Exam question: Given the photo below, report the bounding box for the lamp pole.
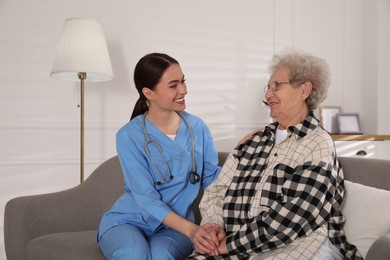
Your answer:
[78,72,86,183]
[51,18,113,183]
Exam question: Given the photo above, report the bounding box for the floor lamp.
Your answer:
[50,18,114,183]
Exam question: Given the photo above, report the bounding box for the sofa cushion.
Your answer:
[26,230,105,260]
[342,180,390,258]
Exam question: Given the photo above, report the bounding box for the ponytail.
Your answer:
[130,97,149,120]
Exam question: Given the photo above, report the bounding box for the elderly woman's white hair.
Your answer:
[269,49,331,111]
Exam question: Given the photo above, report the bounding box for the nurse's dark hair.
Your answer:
[130,53,179,120]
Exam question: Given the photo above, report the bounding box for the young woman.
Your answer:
[97,53,222,259]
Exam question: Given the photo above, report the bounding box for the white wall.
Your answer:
[377,0,390,134]
[0,0,388,258]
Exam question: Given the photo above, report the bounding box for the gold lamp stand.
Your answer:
[78,72,86,183]
[50,18,114,184]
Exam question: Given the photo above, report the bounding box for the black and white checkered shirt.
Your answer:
[190,113,362,260]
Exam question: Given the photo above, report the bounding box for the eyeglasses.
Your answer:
[264,81,291,93]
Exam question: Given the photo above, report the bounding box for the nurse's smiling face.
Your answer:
[143,63,187,113]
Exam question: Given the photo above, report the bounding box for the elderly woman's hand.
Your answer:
[216,236,228,255]
[196,224,228,256]
[191,223,225,256]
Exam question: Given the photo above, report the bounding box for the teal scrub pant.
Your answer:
[99,224,193,260]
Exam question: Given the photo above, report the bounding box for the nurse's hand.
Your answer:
[162,212,225,255]
[191,223,223,255]
[238,128,263,145]
[202,224,225,245]
[204,224,227,256]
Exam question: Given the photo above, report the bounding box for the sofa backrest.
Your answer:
[82,156,125,224]
[339,156,390,191]
[86,153,390,225]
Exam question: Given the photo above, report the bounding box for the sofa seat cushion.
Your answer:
[26,230,105,260]
[342,180,390,258]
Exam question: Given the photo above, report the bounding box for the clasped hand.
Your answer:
[191,223,228,256]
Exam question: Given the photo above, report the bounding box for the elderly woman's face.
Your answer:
[265,66,310,127]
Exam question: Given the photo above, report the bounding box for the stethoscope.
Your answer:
[142,111,200,185]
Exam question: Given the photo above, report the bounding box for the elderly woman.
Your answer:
[189,50,362,259]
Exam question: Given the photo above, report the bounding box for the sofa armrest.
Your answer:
[4,156,124,260]
[4,184,100,260]
[365,232,390,260]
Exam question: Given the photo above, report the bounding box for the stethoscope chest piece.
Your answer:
[156,175,173,186]
[189,171,200,184]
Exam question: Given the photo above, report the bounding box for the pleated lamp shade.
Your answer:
[50,18,114,82]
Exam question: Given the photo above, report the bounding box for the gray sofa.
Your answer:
[4,152,390,260]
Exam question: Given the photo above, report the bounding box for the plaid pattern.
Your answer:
[188,113,362,260]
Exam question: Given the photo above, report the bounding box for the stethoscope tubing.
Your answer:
[142,111,197,185]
